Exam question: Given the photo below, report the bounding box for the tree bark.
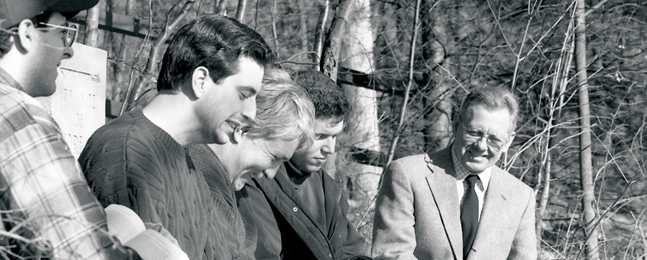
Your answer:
[216,0,228,15]
[421,0,452,153]
[235,0,247,22]
[339,0,382,202]
[312,0,330,70]
[84,4,100,47]
[574,0,600,259]
[320,0,354,80]
[319,0,354,177]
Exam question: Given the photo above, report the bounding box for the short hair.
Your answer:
[157,15,273,91]
[243,68,315,153]
[457,86,519,131]
[294,71,351,122]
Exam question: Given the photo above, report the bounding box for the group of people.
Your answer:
[0,0,538,259]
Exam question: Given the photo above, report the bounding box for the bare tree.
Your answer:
[121,0,195,114]
[574,0,599,258]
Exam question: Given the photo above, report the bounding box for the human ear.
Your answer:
[15,19,37,53]
[191,66,210,99]
[501,131,516,152]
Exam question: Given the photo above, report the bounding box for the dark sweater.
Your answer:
[187,144,256,260]
[79,109,215,260]
[240,163,371,260]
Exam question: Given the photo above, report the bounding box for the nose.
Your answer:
[263,166,280,179]
[62,45,74,60]
[321,137,336,155]
[241,97,257,122]
[475,136,488,150]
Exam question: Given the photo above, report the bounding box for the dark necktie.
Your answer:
[461,174,480,259]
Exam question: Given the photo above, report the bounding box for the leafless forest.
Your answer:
[78,0,647,259]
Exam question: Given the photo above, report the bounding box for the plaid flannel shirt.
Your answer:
[0,69,139,259]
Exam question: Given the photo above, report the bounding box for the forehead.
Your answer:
[313,117,344,134]
[222,57,264,90]
[255,138,299,159]
[462,105,512,132]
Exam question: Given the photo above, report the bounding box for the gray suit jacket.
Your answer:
[371,147,537,260]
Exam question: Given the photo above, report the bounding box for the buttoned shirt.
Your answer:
[451,145,491,221]
[0,68,138,259]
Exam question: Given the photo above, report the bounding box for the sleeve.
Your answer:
[237,180,283,260]
[371,160,418,260]
[79,130,167,226]
[507,187,538,260]
[338,189,372,260]
[0,99,141,260]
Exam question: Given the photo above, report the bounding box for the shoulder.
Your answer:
[491,167,534,200]
[386,154,432,178]
[0,85,60,134]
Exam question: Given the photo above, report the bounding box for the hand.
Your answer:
[143,222,180,248]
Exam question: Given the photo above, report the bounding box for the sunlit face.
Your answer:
[223,136,299,191]
[195,57,264,145]
[24,12,74,97]
[290,117,344,173]
[453,104,515,173]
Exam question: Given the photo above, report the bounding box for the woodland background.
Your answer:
[73,0,647,259]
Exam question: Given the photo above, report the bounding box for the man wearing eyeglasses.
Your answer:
[0,0,148,259]
[372,87,537,260]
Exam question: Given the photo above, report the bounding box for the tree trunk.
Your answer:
[84,4,100,47]
[339,0,382,200]
[574,0,600,259]
[320,0,354,80]
[421,0,452,153]
[235,0,247,22]
[312,0,330,70]
[319,0,354,177]
[216,0,228,15]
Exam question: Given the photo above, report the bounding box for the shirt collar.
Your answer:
[0,67,23,91]
[450,143,492,189]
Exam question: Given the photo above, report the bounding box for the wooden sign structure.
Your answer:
[37,43,107,158]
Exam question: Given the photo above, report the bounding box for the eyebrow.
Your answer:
[238,86,258,95]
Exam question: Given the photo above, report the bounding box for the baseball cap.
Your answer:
[0,0,99,29]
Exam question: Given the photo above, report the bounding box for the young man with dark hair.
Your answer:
[240,71,371,260]
[79,15,273,260]
[0,0,143,258]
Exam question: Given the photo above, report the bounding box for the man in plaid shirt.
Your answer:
[0,0,143,259]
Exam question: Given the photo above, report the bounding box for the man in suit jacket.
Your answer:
[372,86,537,260]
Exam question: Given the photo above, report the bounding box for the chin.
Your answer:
[304,164,322,173]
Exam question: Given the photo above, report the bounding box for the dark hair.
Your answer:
[457,86,519,131]
[157,15,273,91]
[294,71,351,122]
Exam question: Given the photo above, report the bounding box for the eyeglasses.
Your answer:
[38,22,78,47]
[460,126,508,152]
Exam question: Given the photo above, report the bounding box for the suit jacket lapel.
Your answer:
[468,167,509,259]
[424,151,463,259]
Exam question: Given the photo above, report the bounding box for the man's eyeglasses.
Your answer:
[38,22,78,47]
[461,126,508,152]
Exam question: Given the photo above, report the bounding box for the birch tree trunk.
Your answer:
[84,4,100,47]
[339,0,382,200]
[574,0,600,258]
[235,0,247,22]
